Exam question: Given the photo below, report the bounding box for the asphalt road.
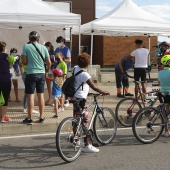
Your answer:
[0,128,170,170]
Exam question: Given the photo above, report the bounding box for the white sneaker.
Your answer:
[23,109,39,114]
[82,144,100,153]
[163,131,170,137]
[58,108,64,113]
[64,100,70,107]
[23,109,27,113]
[32,110,39,114]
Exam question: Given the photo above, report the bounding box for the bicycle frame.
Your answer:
[74,94,108,144]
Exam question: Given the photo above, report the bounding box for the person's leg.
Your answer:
[24,74,36,121]
[22,72,28,110]
[0,82,11,121]
[134,68,139,99]
[12,79,20,101]
[141,68,147,94]
[59,94,65,110]
[53,97,59,117]
[123,76,133,96]
[45,75,52,105]
[36,74,45,120]
[115,69,123,97]
[37,93,44,119]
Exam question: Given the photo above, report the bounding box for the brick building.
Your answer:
[43,0,157,66]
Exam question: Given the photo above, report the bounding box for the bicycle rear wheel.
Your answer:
[93,107,117,145]
[132,107,164,144]
[56,117,84,162]
[115,98,142,127]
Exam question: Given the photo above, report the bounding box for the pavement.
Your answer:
[0,71,158,136]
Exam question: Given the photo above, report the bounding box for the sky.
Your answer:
[96,0,170,42]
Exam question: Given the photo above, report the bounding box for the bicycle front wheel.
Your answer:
[132,107,164,144]
[93,107,117,145]
[56,117,84,163]
[115,98,142,127]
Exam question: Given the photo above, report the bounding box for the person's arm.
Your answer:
[45,56,51,73]
[46,73,54,81]
[65,57,71,63]
[86,79,109,95]
[65,49,71,63]
[22,55,27,65]
[118,60,124,73]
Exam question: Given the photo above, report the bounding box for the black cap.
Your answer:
[135,39,143,44]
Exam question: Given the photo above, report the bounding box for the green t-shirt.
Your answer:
[57,61,67,75]
[22,42,49,74]
[19,59,27,72]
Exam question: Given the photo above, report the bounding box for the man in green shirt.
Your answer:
[22,31,51,125]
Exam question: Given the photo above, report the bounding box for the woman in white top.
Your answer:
[72,53,109,153]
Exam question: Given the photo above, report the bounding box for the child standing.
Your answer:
[46,68,63,118]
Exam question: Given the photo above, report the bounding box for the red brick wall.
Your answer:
[94,36,158,66]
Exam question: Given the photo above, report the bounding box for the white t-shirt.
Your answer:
[73,66,91,99]
[131,48,149,68]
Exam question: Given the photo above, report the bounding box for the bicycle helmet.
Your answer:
[29,31,40,41]
[161,55,170,65]
[52,68,63,76]
[159,41,169,48]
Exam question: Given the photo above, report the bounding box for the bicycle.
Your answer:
[132,92,170,144]
[115,81,160,127]
[56,93,117,162]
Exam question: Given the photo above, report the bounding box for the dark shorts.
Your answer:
[73,98,86,116]
[25,74,45,94]
[0,82,11,106]
[134,68,147,82]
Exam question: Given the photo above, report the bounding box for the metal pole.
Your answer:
[79,26,81,54]
[90,31,94,75]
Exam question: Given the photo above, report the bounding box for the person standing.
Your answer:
[46,68,63,118]
[71,53,109,153]
[115,55,134,98]
[8,48,21,102]
[21,31,51,125]
[0,42,11,123]
[130,39,149,99]
[55,52,67,112]
[44,42,55,106]
[53,36,71,107]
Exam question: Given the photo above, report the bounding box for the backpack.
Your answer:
[62,68,85,97]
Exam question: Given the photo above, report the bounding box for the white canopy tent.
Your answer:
[72,0,170,73]
[72,0,170,36]
[0,0,81,53]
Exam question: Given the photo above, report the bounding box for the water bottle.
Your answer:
[148,98,155,106]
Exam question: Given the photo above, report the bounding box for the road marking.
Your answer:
[0,127,132,140]
[0,133,56,140]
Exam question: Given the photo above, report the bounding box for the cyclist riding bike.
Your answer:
[158,54,170,137]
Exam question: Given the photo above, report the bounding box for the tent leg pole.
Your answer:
[90,32,94,75]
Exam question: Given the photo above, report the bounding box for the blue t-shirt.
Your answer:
[158,68,170,94]
[52,80,62,96]
[115,56,134,72]
[13,55,21,73]
[53,46,71,70]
